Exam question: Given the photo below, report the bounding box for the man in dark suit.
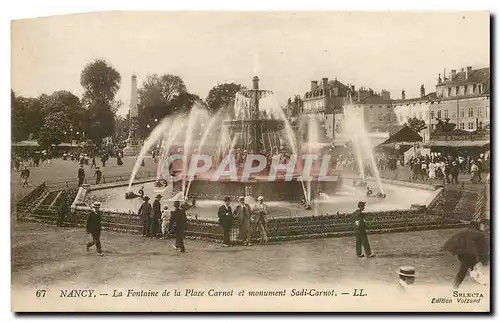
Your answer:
[168,200,188,252]
[86,202,103,256]
[138,196,152,237]
[353,201,375,258]
[77,165,85,187]
[218,196,233,247]
[151,194,162,238]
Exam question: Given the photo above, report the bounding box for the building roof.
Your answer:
[358,95,393,105]
[439,67,490,88]
[393,92,437,104]
[379,125,423,145]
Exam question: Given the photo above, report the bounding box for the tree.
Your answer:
[11,93,44,141]
[137,74,187,118]
[38,111,71,149]
[80,59,122,105]
[406,117,427,133]
[39,90,88,135]
[80,59,121,145]
[205,83,245,114]
[170,92,203,115]
[434,118,456,134]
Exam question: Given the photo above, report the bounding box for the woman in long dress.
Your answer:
[428,162,436,179]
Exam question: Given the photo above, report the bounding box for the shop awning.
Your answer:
[424,140,490,148]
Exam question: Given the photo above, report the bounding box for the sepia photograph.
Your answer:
[10,10,491,312]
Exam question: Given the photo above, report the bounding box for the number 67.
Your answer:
[36,290,46,297]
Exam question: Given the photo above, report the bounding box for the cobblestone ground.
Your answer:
[12,221,477,288]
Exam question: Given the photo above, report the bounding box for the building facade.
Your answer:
[341,94,396,133]
[393,66,490,143]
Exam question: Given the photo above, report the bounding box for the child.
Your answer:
[161,206,170,239]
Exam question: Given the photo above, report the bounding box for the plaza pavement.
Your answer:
[12,221,471,288]
[10,157,487,290]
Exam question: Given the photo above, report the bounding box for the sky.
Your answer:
[11,11,490,116]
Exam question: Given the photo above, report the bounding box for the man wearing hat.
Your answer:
[151,194,163,238]
[218,196,234,247]
[353,201,375,258]
[252,196,269,244]
[77,164,86,187]
[94,166,103,185]
[138,196,152,237]
[234,196,253,246]
[397,266,416,291]
[168,200,187,252]
[86,202,103,256]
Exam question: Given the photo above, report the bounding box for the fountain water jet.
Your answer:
[127,117,172,192]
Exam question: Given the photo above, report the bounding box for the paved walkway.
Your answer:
[10,156,157,205]
[12,221,474,288]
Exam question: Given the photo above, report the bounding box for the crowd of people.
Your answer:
[408,154,488,184]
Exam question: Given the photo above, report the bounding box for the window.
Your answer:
[473,84,477,93]
[437,110,441,119]
[464,85,468,94]
[460,123,465,130]
[412,112,416,118]
[378,113,383,121]
[430,111,435,119]
[478,84,482,93]
[478,107,483,117]
[456,86,460,96]
[444,110,448,118]
[468,107,474,117]
[452,110,457,118]
[460,108,464,117]
[448,88,452,97]
[399,114,403,122]
[468,122,474,130]
[419,112,423,119]
[479,122,483,129]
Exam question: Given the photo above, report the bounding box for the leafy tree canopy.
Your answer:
[205,83,245,114]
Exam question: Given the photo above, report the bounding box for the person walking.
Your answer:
[470,160,479,183]
[353,201,375,258]
[168,200,188,252]
[450,161,460,184]
[20,165,30,187]
[252,196,269,244]
[151,194,162,238]
[86,202,103,256]
[234,196,253,246]
[443,221,489,289]
[57,193,69,227]
[77,165,85,187]
[138,196,152,237]
[91,155,96,169]
[217,196,233,247]
[94,166,103,184]
[160,206,170,239]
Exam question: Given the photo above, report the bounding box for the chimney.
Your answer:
[311,81,318,92]
[420,84,425,98]
[401,90,406,100]
[461,68,465,73]
[438,73,442,84]
[466,66,472,79]
[252,76,260,90]
[451,69,457,79]
[287,97,292,105]
[322,78,329,94]
[368,88,374,96]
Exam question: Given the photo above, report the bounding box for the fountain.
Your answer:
[81,75,440,224]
